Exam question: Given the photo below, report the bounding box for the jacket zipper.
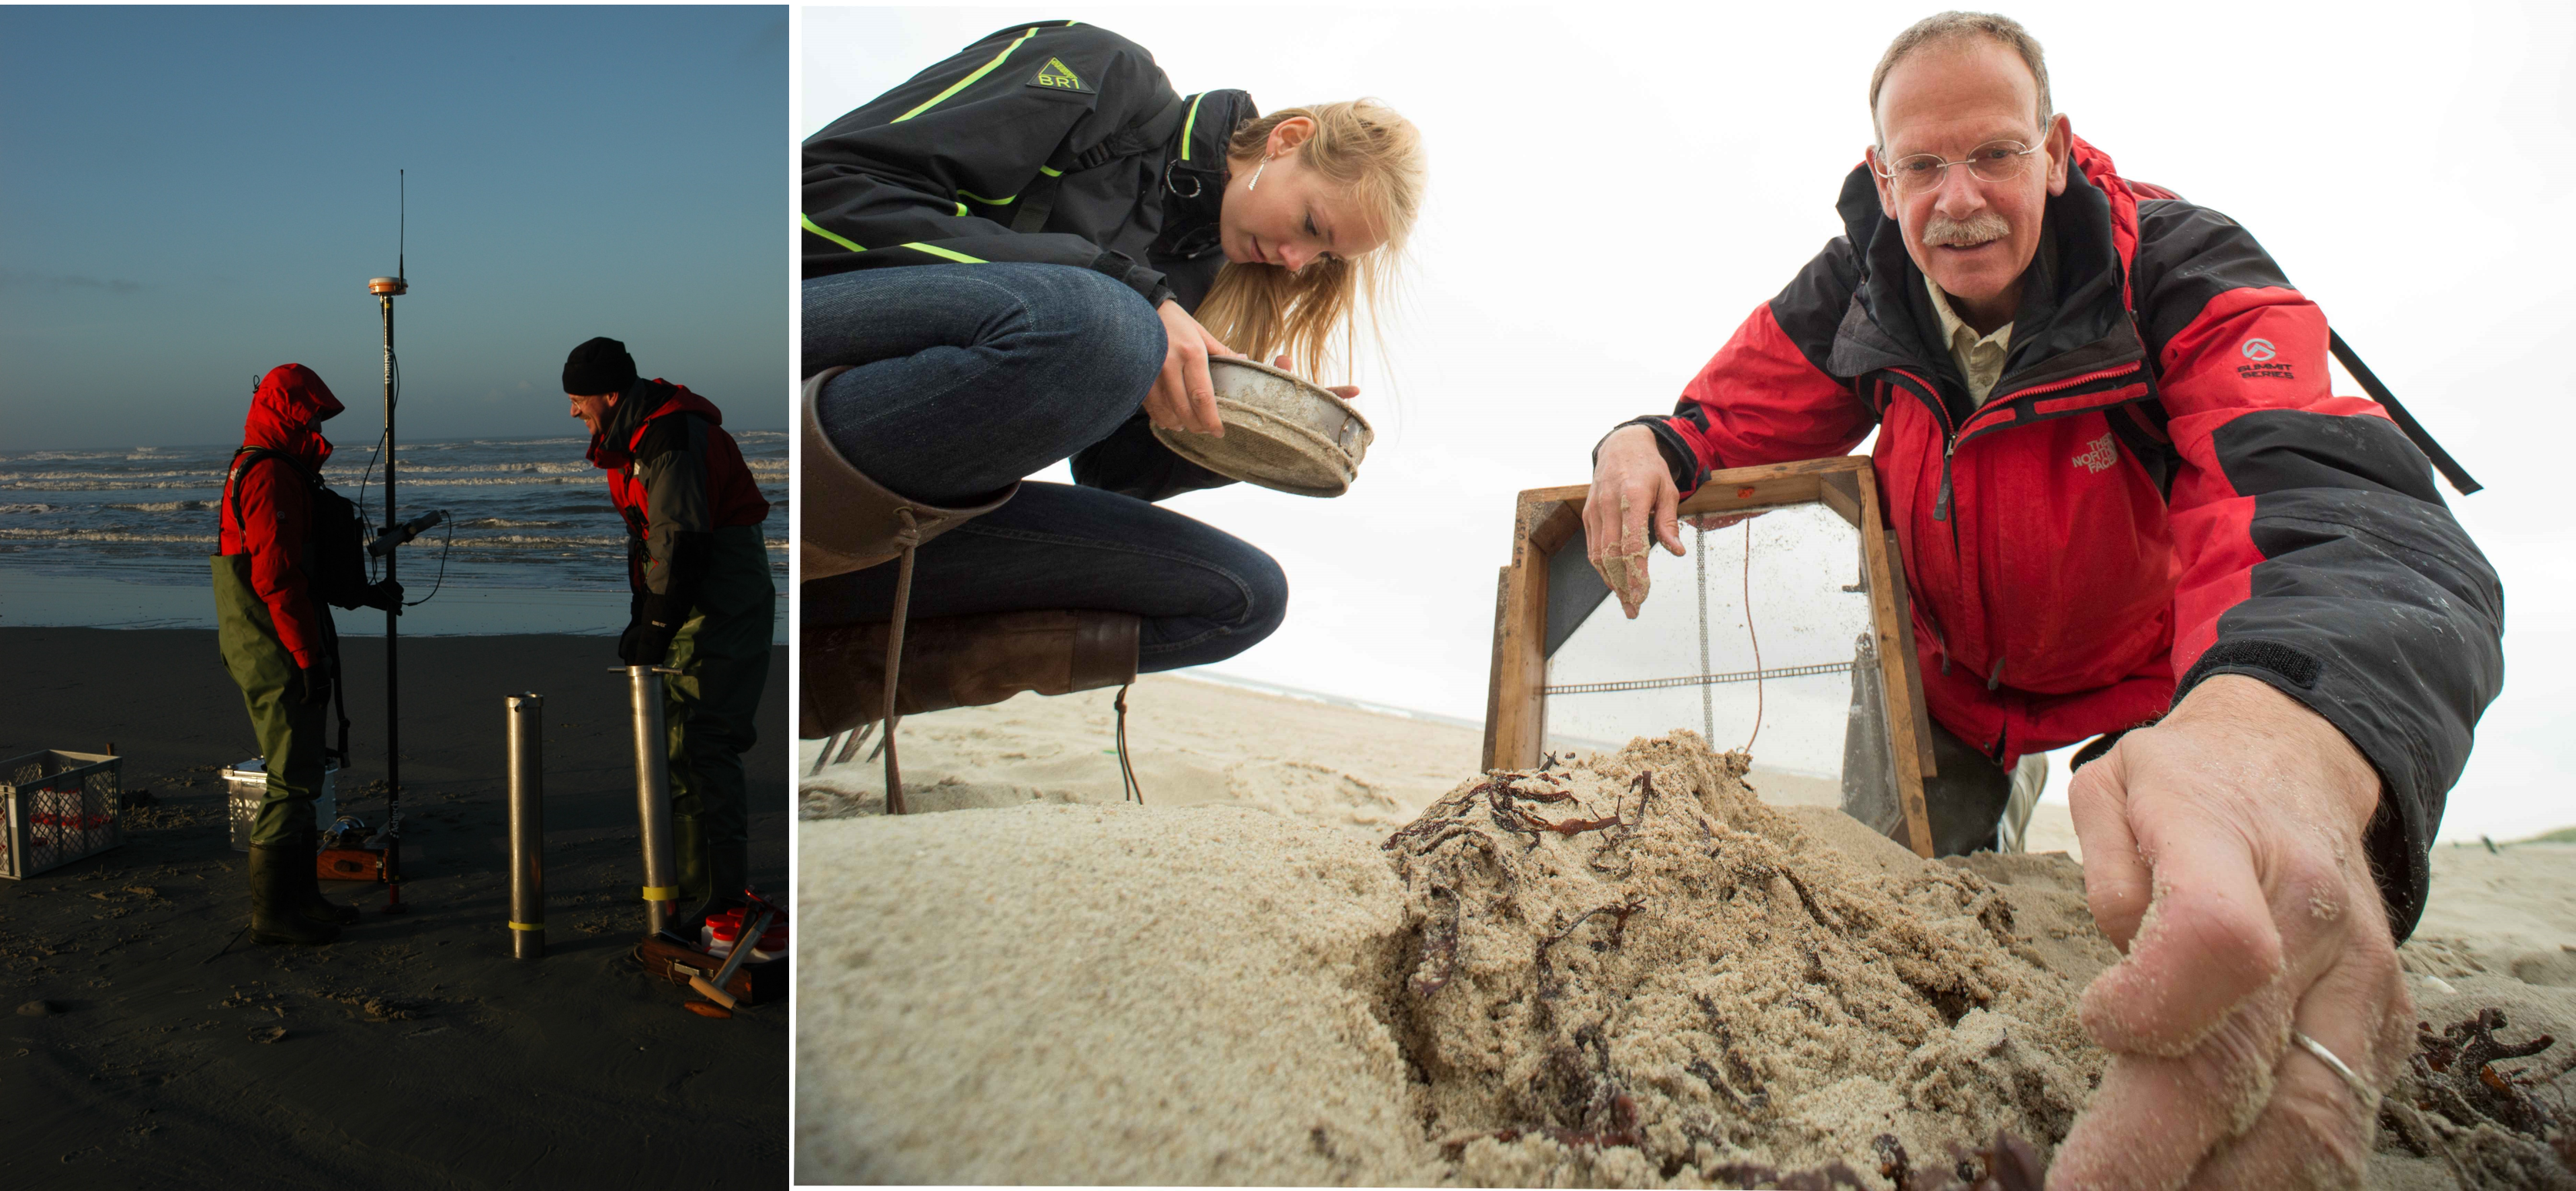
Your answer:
[1925,357,2146,521]
[1885,370,1962,523]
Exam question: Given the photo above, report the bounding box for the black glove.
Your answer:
[295,662,333,707]
[618,621,676,667]
[365,580,405,614]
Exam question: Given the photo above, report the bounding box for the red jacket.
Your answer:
[1624,132,2502,938]
[218,363,345,668]
[585,380,771,621]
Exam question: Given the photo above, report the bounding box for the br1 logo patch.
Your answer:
[1026,57,1094,94]
[2235,336,2295,380]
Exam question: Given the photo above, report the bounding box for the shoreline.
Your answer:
[1,570,787,642]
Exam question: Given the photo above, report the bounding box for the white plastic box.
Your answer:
[0,749,123,879]
[223,758,339,852]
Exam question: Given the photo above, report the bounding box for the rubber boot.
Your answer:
[801,610,1141,740]
[665,835,750,951]
[286,823,361,926]
[249,842,340,946]
[672,815,710,906]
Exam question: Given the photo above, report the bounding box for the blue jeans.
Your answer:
[801,263,1288,671]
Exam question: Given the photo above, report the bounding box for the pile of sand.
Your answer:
[1383,734,2105,1186]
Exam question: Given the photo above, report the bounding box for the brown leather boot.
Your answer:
[801,610,1140,740]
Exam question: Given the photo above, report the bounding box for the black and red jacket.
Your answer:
[1622,131,2502,938]
[801,21,1252,501]
[586,380,771,627]
[218,363,345,669]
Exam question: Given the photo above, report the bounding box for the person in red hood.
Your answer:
[565,337,774,945]
[1584,13,2501,1187]
[212,363,401,945]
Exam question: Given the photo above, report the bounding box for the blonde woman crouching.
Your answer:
[798,21,1422,747]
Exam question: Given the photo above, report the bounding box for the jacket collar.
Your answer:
[1153,89,1256,262]
[586,379,678,470]
[1826,130,2143,407]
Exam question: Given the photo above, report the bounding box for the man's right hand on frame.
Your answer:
[1584,424,1685,618]
[2051,674,2409,1189]
[1146,299,1233,438]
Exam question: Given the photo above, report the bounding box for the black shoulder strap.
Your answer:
[226,447,309,534]
[1012,92,1192,236]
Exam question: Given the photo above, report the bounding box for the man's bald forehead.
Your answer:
[1868,11,2052,145]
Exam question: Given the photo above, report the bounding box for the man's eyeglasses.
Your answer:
[1872,140,2044,195]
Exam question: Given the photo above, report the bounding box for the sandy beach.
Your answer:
[799,676,2576,1187]
[1,627,789,1189]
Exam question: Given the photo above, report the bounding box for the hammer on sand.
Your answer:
[686,891,783,1017]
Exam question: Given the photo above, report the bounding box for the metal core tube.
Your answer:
[627,666,678,935]
[506,693,544,959]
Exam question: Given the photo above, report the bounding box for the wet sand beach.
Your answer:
[0,627,788,1189]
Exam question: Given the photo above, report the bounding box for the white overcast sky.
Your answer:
[802,2,2576,840]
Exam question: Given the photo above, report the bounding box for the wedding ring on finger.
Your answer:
[2293,1030,2376,1106]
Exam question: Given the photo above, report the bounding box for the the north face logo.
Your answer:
[1026,57,1093,93]
[2073,433,2116,473]
[2240,338,2278,362]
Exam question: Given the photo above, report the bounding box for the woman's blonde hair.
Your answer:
[1193,99,1423,382]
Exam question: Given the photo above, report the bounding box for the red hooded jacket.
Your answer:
[218,363,345,669]
[1618,132,2502,938]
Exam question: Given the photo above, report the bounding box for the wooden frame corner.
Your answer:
[1481,456,1939,858]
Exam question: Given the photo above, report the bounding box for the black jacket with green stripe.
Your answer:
[802,22,1251,314]
[801,22,1256,500]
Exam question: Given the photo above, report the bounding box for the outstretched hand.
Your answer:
[1583,424,1684,617]
[2050,674,2410,1189]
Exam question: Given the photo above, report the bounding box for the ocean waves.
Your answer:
[1,433,787,592]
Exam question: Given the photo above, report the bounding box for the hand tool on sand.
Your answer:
[616,664,684,935]
[684,893,781,1016]
[505,692,544,959]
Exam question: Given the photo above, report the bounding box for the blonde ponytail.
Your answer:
[1193,99,1423,382]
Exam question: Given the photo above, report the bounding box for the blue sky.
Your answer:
[1,5,786,450]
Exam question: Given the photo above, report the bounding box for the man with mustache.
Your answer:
[1585,12,2500,1188]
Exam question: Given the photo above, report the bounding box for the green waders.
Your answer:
[662,525,775,931]
[212,553,352,943]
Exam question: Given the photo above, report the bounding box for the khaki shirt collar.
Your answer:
[1925,277,2014,406]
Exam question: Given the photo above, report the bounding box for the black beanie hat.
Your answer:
[563,336,638,396]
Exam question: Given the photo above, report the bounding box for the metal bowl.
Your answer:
[1152,356,1374,497]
